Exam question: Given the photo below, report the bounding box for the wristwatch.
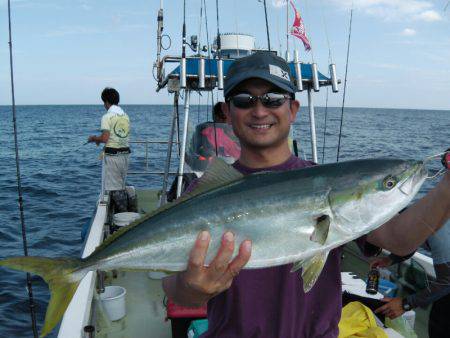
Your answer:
[402,298,412,311]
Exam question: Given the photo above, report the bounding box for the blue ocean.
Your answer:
[0,104,448,337]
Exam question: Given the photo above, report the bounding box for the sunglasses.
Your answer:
[226,92,292,109]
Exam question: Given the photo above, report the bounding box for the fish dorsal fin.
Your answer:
[91,158,243,255]
[185,157,244,198]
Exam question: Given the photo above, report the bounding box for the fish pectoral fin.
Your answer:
[310,214,330,245]
[299,251,329,292]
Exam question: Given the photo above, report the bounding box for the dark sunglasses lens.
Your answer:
[232,94,255,108]
[262,93,287,108]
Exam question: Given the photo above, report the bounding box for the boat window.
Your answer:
[220,49,251,59]
[186,122,241,172]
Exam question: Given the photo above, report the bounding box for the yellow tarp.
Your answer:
[338,301,388,338]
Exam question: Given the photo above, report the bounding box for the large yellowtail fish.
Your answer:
[0,158,427,336]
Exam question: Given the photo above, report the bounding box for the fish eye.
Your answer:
[382,176,397,190]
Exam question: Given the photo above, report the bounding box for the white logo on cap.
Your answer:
[269,64,289,81]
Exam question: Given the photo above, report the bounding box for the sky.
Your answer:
[0,0,449,109]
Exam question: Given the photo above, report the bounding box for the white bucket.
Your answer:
[113,212,141,227]
[100,286,127,321]
[148,271,169,280]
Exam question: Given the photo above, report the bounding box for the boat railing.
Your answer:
[128,139,179,175]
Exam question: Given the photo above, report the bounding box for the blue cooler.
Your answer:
[379,279,398,297]
[187,319,208,338]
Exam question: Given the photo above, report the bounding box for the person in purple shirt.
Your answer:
[162,51,450,337]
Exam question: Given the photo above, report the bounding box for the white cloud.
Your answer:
[400,28,416,36]
[271,0,287,8]
[331,0,443,22]
[414,10,442,22]
[367,62,401,69]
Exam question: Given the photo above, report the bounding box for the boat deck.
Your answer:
[95,189,172,338]
[97,272,172,338]
[342,242,430,338]
[93,189,431,337]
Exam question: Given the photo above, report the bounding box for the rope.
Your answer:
[319,0,333,62]
[286,0,289,58]
[303,0,315,62]
[263,0,271,50]
[7,0,38,336]
[275,5,281,55]
[336,5,353,162]
[234,0,240,57]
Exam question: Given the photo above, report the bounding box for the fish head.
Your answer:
[329,159,427,236]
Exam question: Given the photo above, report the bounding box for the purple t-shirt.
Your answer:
[201,155,373,338]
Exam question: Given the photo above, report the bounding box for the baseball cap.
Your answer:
[224,51,296,97]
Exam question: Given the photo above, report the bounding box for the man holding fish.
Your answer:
[1,53,449,338]
[162,51,450,337]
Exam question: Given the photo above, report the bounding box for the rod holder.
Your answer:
[217,59,224,90]
[198,57,205,89]
[294,50,303,92]
[329,63,339,93]
[285,51,290,62]
[180,57,187,89]
[97,271,105,294]
[84,325,95,338]
[311,63,320,92]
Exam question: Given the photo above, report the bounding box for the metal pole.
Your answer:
[160,93,179,206]
[176,90,191,198]
[307,87,318,163]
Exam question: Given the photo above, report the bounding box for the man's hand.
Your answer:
[369,256,392,269]
[88,131,109,146]
[374,297,404,319]
[162,230,252,307]
[87,135,99,145]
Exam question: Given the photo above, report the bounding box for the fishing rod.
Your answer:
[156,0,164,82]
[263,0,271,51]
[180,0,187,89]
[7,0,39,336]
[336,6,353,162]
[215,0,224,90]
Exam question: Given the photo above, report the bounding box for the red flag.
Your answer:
[289,1,311,51]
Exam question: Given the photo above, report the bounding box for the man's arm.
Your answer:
[162,231,251,307]
[376,262,450,319]
[408,263,450,308]
[367,172,450,256]
[88,131,110,146]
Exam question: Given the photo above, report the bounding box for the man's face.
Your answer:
[223,78,299,152]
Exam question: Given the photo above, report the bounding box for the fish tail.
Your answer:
[0,256,85,337]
